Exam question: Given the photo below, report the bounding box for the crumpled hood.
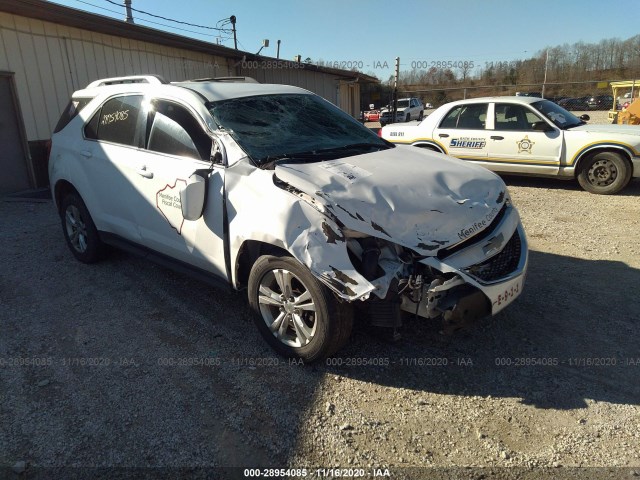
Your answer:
[274,145,507,255]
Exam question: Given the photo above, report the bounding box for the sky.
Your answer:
[47,0,640,80]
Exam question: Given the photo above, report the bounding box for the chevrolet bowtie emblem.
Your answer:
[483,233,504,257]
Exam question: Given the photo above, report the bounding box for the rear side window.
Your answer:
[440,104,487,130]
[84,95,144,147]
[53,97,93,133]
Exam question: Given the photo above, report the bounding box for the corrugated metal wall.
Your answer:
[0,12,233,141]
[238,65,361,116]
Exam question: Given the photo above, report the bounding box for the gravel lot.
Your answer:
[1,175,639,479]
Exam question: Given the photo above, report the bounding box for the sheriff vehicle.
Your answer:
[49,76,528,362]
[380,96,640,194]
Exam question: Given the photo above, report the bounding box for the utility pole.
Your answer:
[393,57,400,123]
[124,0,134,23]
[542,48,549,99]
[276,40,281,59]
[230,15,237,50]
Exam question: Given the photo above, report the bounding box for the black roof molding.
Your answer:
[0,0,378,83]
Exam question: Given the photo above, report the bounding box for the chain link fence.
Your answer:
[361,80,640,126]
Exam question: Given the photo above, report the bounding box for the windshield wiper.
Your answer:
[259,143,387,168]
[313,142,387,154]
[258,151,323,169]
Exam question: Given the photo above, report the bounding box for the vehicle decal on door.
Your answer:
[516,136,535,154]
[156,179,186,234]
[450,137,486,149]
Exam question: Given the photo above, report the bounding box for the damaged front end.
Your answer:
[269,147,528,331]
[341,217,526,330]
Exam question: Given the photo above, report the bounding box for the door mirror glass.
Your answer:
[180,172,207,221]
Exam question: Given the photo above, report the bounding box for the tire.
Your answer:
[418,111,424,121]
[405,113,410,122]
[248,255,353,363]
[577,151,632,195]
[60,193,104,263]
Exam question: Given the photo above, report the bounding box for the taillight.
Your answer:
[377,128,382,137]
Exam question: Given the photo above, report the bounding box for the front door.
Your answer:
[129,98,227,278]
[486,103,561,173]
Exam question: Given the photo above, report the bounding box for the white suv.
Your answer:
[50,75,528,362]
[379,97,424,125]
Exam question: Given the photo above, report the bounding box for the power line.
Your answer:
[73,0,124,16]
[103,0,231,32]
[134,17,221,36]
[72,0,226,37]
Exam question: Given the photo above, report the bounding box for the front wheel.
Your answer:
[405,113,410,122]
[248,255,352,362]
[577,152,631,194]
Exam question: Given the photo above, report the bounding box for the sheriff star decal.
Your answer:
[516,135,535,154]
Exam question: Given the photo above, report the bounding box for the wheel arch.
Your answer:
[234,239,290,290]
[573,144,634,176]
[53,180,80,213]
[414,141,445,154]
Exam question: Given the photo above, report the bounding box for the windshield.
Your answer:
[531,100,584,129]
[208,94,390,165]
[397,100,409,108]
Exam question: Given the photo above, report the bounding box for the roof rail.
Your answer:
[183,76,259,84]
[86,75,167,88]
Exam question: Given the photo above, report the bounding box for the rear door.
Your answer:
[81,94,149,241]
[432,103,489,159]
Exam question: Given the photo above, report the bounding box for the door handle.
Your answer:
[80,150,92,158]
[439,133,449,138]
[137,166,154,179]
[490,136,504,140]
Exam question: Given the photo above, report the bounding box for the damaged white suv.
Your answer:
[49,75,528,362]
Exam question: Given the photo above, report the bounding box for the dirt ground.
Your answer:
[1,176,639,480]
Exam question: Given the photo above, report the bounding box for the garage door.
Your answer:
[0,74,31,193]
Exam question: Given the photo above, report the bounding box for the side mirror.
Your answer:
[532,121,553,132]
[580,114,590,121]
[180,173,207,221]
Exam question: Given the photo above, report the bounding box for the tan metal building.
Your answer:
[0,0,375,192]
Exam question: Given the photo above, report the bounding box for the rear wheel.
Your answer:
[60,193,104,263]
[577,151,631,195]
[418,111,424,121]
[248,255,352,362]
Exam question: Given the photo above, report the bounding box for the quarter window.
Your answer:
[146,100,211,161]
[84,95,144,147]
[54,97,93,133]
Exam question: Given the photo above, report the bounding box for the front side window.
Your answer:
[84,95,144,147]
[440,104,487,130]
[146,100,211,161]
[495,104,544,131]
